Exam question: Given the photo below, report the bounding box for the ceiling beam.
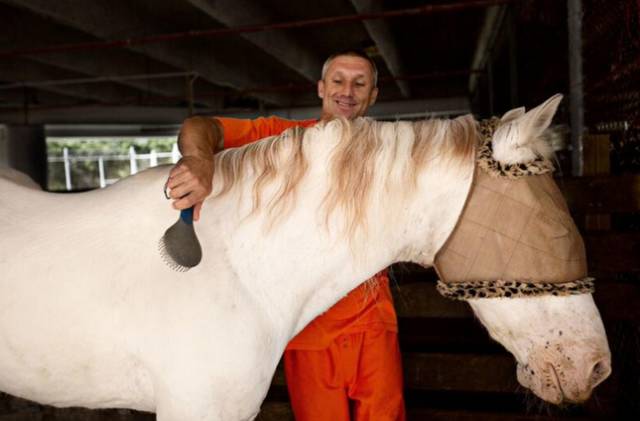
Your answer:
[349,0,410,98]
[2,0,291,106]
[468,5,508,94]
[0,97,470,125]
[0,4,218,106]
[0,58,143,105]
[0,88,78,109]
[186,0,324,83]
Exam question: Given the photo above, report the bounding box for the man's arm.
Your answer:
[165,116,224,221]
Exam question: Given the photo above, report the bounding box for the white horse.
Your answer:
[0,94,610,420]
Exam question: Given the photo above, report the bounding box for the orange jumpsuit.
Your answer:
[218,116,405,421]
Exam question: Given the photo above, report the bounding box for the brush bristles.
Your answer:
[158,238,191,272]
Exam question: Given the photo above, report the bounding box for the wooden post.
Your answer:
[186,74,197,117]
[63,147,72,191]
[150,149,158,167]
[98,156,106,188]
[583,134,611,231]
[507,9,518,108]
[568,0,585,176]
[487,57,494,116]
[129,146,138,175]
[171,143,180,163]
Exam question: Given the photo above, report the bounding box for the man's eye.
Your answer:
[333,80,342,84]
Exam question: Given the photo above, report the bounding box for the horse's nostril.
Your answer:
[589,358,612,388]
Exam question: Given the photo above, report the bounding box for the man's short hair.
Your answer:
[320,49,378,87]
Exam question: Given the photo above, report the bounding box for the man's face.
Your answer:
[318,55,379,121]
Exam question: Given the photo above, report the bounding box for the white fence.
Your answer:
[48,143,181,190]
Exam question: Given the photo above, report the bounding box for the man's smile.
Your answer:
[334,97,357,110]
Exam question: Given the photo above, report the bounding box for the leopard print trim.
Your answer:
[436,277,595,300]
[477,118,555,179]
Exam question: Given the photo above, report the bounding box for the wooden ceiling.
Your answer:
[1,0,636,126]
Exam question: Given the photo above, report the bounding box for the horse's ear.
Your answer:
[521,94,563,136]
[491,95,562,164]
[500,106,525,123]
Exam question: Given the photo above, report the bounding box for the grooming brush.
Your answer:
[158,206,202,272]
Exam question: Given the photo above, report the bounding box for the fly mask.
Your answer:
[435,118,594,300]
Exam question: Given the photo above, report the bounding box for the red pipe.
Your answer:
[0,0,513,59]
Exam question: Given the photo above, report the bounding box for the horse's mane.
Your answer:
[212,116,477,235]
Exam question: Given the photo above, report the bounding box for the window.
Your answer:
[46,135,178,191]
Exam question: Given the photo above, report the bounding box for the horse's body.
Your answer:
[1,167,284,420]
[0,95,611,420]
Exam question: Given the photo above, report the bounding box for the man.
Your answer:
[165,50,405,421]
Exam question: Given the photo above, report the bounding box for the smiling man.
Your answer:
[318,53,378,121]
[166,50,405,421]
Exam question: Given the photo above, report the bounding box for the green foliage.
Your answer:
[46,136,178,191]
[46,136,177,155]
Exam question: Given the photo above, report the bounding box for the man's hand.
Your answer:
[165,155,214,221]
[166,116,224,221]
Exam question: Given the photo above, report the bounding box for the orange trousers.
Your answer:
[283,329,405,421]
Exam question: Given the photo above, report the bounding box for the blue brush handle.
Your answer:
[180,207,194,225]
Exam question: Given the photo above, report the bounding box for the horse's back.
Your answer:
[0,166,179,410]
[0,165,278,413]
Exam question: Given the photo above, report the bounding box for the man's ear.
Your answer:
[368,87,379,106]
[317,80,325,99]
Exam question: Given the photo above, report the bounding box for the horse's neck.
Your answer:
[200,122,476,341]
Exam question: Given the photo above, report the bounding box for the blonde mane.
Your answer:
[212,116,477,235]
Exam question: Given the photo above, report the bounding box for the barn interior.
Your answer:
[0,0,639,420]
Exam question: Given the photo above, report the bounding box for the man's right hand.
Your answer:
[165,155,214,221]
[165,116,224,221]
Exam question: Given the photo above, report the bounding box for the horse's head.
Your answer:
[433,94,611,404]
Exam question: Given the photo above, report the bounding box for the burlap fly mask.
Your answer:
[434,118,594,301]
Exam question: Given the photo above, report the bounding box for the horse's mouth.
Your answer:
[548,364,567,403]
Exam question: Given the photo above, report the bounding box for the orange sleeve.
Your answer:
[216,116,317,149]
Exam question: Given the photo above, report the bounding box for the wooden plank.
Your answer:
[584,213,612,232]
[583,134,611,175]
[0,393,615,421]
[0,408,151,421]
[40,408,151,421]
[398,317,502,353]
[392,282,472,319]
[271,351,517,392]
[403,353,517,393]
[406,408,592,421]
[255,400,599,421]
[390,263,438,285]
[581,134,612,231]
[594,282,640,320]
[559,174,640,213]
[0,394,39,415]
[255,402,293,421]
[0,415,42,421]
[586,232,640,275]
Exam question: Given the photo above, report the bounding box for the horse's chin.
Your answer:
[517,362,563,404]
